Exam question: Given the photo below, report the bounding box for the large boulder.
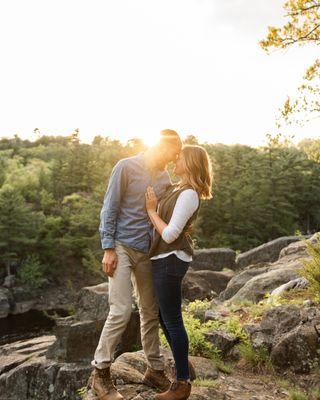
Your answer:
[229,266,301,303]
[46,319,105,363]
[223,235,318,303]
[0,288,13,319]
[47,312,141,363]
[270,324,320,372]
[0,283,74,321]
[204,330,238,356]
[0,335,55,375]
[76,283,110,321]
[47,281,141,363]
[236,236,303,269]
[0,354,91,400]
[182,269,233,301]
[114,350,219,382]
[191,248,236,271]
[246,304,320,372]
[219,263,270,301]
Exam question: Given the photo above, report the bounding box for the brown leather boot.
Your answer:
[91,367,123,400]
[155,380,191,400]
[142,367,171,391]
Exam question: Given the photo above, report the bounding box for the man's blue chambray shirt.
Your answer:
[99,153,172,253]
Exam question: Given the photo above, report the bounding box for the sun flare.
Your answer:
[139,133,161,148]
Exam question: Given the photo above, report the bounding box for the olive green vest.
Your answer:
[148,184,200,258]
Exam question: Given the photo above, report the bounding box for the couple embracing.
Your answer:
[88,130,213,400]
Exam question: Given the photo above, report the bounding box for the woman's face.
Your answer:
[173,151,185,176]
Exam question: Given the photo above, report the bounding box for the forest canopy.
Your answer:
[1,132,320,282]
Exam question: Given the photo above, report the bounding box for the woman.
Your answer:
[145,144,213,400]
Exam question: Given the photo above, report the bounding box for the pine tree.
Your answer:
[0,185,42,275]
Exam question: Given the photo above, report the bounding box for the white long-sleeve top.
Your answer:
[150,188,199,262]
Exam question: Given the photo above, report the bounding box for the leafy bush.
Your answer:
[185,300,249,343]
[185,299,212,314]
[160,312,221,360]
[82,248,101,272]
[184,299,212,322]
[223,315,249,343]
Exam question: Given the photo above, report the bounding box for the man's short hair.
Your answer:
[159,129,182,148]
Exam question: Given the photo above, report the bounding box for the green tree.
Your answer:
[0,185,43,275]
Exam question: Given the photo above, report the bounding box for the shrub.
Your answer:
[82,248,101,272]
[160,312,221,360]
[300,233,320,301]
[223,315,249,343]
[185,299,211,315]
[17,254,46,288]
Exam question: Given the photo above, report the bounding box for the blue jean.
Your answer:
[151,254,190,381]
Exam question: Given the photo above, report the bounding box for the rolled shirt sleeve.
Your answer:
[161,189,199,244]
[99,160,128,249]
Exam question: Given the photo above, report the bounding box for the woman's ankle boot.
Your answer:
[154,380,191,400]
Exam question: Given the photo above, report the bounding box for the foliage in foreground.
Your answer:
[300,234,320,301]
[237,342,273,372]
[260,0,320,126]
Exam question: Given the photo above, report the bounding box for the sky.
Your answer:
[0,0,318,147]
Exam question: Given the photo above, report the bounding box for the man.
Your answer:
[90,129,182,400]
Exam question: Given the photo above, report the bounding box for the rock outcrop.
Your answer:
[182,269,234,301]
[245,304,320,372]
[47,282,141,363]
[191,248,236,271]
[0,283,74,319]
[219,263,271,301]
[236,236,303,269]
[0,335,95,400]
[0,336,223,400]
[0,288,12,319]
[220,234,318,303]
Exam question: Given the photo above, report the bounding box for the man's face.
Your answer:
[164,145,181,164]
[152,140,181,170]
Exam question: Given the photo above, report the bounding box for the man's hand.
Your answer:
[102,249,118,277]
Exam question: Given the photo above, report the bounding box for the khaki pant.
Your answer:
[91,241,164,370]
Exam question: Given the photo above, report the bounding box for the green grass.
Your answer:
[311,388,320,399]
[214,359,233,374]
[76,386,87,398]
[289,390,307,400]
[275,378,292,390]
[237,342,273,371]
[193,378,218,388]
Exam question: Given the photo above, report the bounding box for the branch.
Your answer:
[286,3,320,16]
[279,23,320,46]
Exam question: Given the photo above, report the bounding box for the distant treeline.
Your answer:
[1,132,320,281]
